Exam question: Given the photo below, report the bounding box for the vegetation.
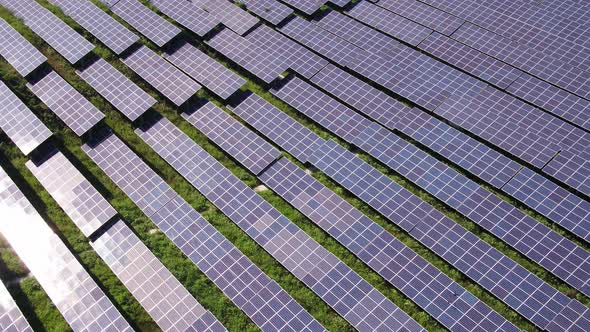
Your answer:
[0,1,587,332]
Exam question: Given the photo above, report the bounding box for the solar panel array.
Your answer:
[165,41,245,99]
[231,94,323,163]
[231,0,293,25]
[309,140,590,331]
[191,0,259,35]
[110,0,181,47]
[46,0,139,54]
[0,166,132,332]
[150,0,219,37]
[0,0,94,64]
[260,158,519,332]
[77,58,156,121]
[122,46,201,106]
[134,118,425,332]
[182,101,281,175]
[27,70,104,136]
[25,151,117,237]
[0,281,33,332]
[0,81,51,155]
[81,130,325,332]
[375,0,464,35]
[0,18,46,77]
[92,219,227,332]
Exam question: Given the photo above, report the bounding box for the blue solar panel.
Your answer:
[543,150,590,197]
[374,0,464,35]
[182,101,280,175]
[150,0,219,37]
[191,0,259,35]
[259,158,519,332]
[0,18,46,76]
[82,130,325,332]
[309,139,590,331]
[230,0,293,25]
[135,117,425,332]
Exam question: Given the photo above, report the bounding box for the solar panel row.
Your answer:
[76,58,156,122]
[309,140,590,332]
[543,150,590,197]
[0,166,133,332]
[110,0,181,47]
[165,41,245,99]
[122,46,201,106]
[0,81,52,155]
[0,0,94,64]
[230,0,293,25]
[150,0,219,37]
[191,0,259,35]
[272,77,590,296]
[0,18,46,77]
[92,219,227,332]
[0,281,33,332]
[135,118,425,332]
[259,158,519,332]
[47,0,139,55]
[27,70,104,136]
[182,101,281,175]
[82,130,325,332]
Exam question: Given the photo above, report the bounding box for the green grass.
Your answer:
[0,2,588,332]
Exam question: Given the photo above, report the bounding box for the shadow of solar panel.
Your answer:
[0,281,33,332]
[27,70,104,136]
[192,0,259,35]
[122,46,201,106]
[0,0,94,64]
[231,0,293,25]
[150,0,219,37]
[92,219,227,332]
[47,0,139,55]
[231,93,323,163]
[111,0,181,47]
[259,158,519,332]
[165,41,245,99]
[182,101,280,175]
[309,139,590,331]
[82,129,326,332]
[0,167,132,332]
[0,18,46,77]
[77,58,156,121]
[26,151,117,237]
[135,117,425,332]
[0,81,52,155]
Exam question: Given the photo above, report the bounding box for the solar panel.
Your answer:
[434,89,561,168]
[503,167,590,243]
[181,101,281,175]
[543,150,590,197]
[0,167,133,332]
[165,41,245,99]
[451,22,590,99]
[150,0,219,37]
[26,151,117,237]
[0,281,33,332]
[0,18,46,77]
[230,0,293,25]
[135,118,425,332]
[76,58,156,122]
[82,130,325,332]
[309,139,590,331]
[346,1,432,46]
[27,70,104,136]
[310,64,521,188]
[507,73,590,131]
[0,0,94,64]
[418,32,523,89]
[375,0,463,35]
[278,0,326,15]
[110,0,181,47]
[353,124,590,297]
[259,158,519,332]
[92,219,227,332]
[231,94,323,163]
[0,81,52,155]
[191,0,259,35]
[46,0,138,54]
[122,46,201,106]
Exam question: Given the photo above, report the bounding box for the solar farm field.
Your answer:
[0,0,588,331]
